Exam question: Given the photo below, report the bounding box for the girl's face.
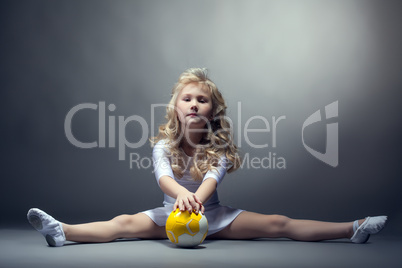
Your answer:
[176,82,213,129]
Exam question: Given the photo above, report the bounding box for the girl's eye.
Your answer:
[184,98,190,102]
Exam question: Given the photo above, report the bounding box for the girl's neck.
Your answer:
[180,132,203,157]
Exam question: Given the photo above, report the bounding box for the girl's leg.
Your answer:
[63,213,167,243]
[28,208,166,246]
[209,211,362,241]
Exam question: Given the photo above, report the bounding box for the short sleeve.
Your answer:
[152,140,174,185]
[202,156,229,185]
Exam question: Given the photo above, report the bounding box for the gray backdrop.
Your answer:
[1,0,401,236]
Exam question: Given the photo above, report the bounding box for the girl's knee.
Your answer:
[111,213,166,239]
[269,214,290,225]
[267,215,291,235]
[111,214,134,229]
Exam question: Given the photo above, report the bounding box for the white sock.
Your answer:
[350,216,387,243]
[27,208,66,247]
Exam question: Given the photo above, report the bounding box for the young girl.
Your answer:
[27,68,387,247]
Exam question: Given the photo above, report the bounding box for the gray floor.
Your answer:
[1,228,401,268]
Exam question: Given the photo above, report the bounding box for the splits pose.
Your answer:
[28,68,387,247]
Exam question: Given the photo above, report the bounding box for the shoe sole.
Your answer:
[28,214,43,230]
[46,234,56,247]
[361,234,370,244]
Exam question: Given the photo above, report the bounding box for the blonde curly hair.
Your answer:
[151,68,240,181]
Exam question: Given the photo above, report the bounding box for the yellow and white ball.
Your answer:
[165,209,208,248]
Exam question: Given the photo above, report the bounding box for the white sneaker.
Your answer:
[27,208,66,247]
[350,216,387,243]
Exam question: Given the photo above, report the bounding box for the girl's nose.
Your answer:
[191,105,198,112]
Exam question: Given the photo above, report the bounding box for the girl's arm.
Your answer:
[159,175,205,214]
[195,178,217,206]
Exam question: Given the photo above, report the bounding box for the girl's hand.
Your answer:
[174,190,205,214]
